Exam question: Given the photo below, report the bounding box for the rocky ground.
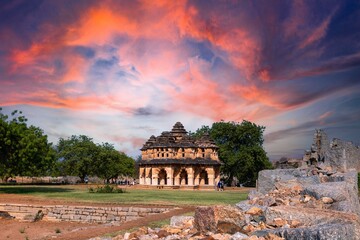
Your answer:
[99,166,360,240]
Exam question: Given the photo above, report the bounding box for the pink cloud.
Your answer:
[299,13,334,49]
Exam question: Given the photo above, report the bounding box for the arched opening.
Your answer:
[158,169,167,185]
[179,169,188,185]
[199,169,209,185]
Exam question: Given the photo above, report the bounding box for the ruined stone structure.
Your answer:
[138,122,221,187]
[0,203,171,223]
[274,157,304,169]
[303,129,360,171]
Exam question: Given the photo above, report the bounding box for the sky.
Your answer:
[0,0,359,160]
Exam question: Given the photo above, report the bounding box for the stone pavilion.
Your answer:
[138,122,221,187]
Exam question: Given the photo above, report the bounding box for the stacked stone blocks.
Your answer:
[0,204,171,223]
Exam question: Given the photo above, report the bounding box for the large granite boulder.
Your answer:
[257,168,320,194]
[193,164,360,239]
[194,205,246,234]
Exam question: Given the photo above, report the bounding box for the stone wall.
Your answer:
[0,204,171,223]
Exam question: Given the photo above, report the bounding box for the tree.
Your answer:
[94,143,135,183]
[56,135,99,183]
[56,136,136,183]
[0,109,55,182]
[117,153,136,178]
[193,120,272,186]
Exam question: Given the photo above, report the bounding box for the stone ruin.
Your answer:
[274,129,360,171]
[191,130,360,239]
[90,130,360,240]
[303,129,360,171]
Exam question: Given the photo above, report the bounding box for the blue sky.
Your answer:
[0,0,359,159]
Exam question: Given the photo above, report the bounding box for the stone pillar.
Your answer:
[197,177,202,185]
[207,167,215,186]
[139,167,145,185]
[166,167,173,186]
[174,177,180,185]
[187,167,194,186]
[145,168,152,185]
[152,168,158,186]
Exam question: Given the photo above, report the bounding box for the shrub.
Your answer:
[88,185,125,193]
[34,210,44,222]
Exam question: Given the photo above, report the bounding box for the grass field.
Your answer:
[0,185,249,206]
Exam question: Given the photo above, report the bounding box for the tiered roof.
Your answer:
[140,122,218,150]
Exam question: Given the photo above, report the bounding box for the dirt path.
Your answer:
[53,207,195,240]
[0,194,195,240]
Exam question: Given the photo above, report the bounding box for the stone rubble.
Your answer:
[98,164,360,240]
[91,215,283,240]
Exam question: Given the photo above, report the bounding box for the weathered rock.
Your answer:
[212,233,232,240]
[170,215,194,227]
[243,224,255,233]
[321,197,334,204]
[272,218,287,227]
[302,170,360,215]
[271,222,359,240]
[231,232,248,240]
[236,202,267,213]
[139,234,159,240]
[164,234,182,240]
[265,205,359,227]
[289,220,301,228]
[195,206,246,234]
[257,169,320,194]
[246,207,263,215]
[156,229,170,238]
[165,227,182,234]
[123,232,130,240]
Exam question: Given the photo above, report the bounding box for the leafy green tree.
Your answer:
[117,153,136,178]
[0,109,55,182]
[56,136,135,183]
[95,143,135,183]
[56,135,99,182]
[193,120,272,186]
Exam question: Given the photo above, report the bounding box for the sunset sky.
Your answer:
[1,0,359,160]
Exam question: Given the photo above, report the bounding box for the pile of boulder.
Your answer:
[100,166,360,240]
[195,166,360,239]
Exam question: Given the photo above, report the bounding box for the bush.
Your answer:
[88,185,125,193]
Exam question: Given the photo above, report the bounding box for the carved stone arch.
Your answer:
[179,168,188,185]
[157,168,167,185]
[199,169,209,185]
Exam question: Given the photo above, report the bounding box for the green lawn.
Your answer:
[0,185,249,206]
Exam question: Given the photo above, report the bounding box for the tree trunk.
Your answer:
[2,176,10,183]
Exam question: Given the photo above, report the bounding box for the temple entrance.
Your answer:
[158,169,167,185]
[179,169,188,185]
[199,169,209,185]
